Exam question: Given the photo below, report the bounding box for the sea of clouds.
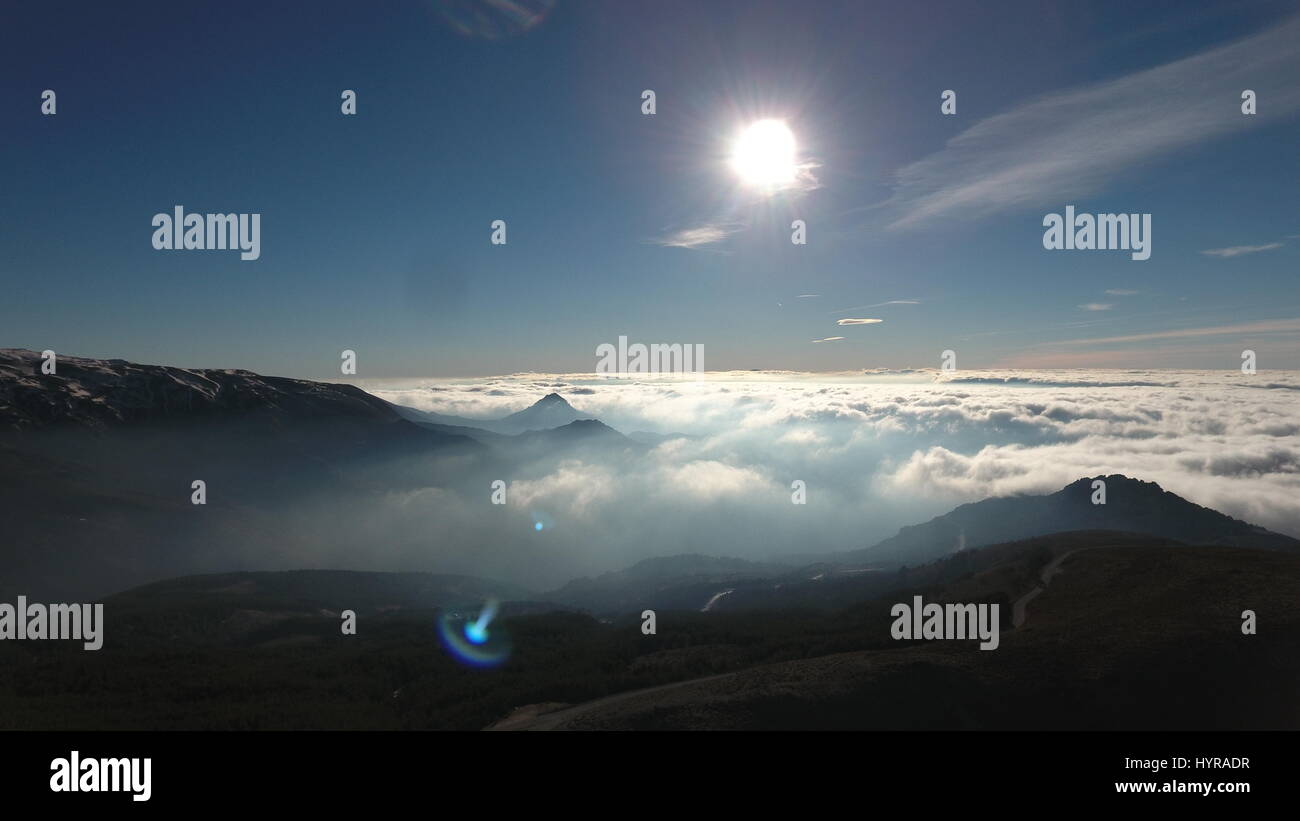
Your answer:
[354,369,1300,588]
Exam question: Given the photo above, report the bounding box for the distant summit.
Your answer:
[496,393,591,433]
[392,391,598,436]
[855,474,1300,566]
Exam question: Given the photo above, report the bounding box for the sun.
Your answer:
[730,119,798,190]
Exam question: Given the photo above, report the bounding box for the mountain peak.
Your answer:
[494,392,589,433]
[1063,474,1161,491]
[859,475,1300,566]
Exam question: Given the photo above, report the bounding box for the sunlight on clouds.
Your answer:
[361,368,1300,585]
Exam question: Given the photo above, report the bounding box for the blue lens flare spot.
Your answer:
[531,510,554,532]
[437,600,510,668]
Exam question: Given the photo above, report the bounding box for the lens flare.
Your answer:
[437,601,511,667]
[429,0,557,40]
[531,510,554,532]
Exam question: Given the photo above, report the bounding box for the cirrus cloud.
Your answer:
[1200,243,1284,258]
[882,16,1300,230]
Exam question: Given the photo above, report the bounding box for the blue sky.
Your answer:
[3,0,1298,377]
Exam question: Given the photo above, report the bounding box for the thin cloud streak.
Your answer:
[883,15,1300,230]
[830,299,920,315]
[1055,318,1300,347]
[654,223,741,249]
[1201,243,1284,257]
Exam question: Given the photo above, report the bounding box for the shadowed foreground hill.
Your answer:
[496,541,1300,730]
[2,535,1296,730]
[102,570,537,646]
[546,553,789,614]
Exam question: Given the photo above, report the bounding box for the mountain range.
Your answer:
[0,351,649,599]
[3,350,1297,607]
[0,349,425,434]
[4,350,1300,730]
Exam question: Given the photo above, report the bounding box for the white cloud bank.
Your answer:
[355,369,1300,585]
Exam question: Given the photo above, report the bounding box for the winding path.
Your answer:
[1011,547,1092,628]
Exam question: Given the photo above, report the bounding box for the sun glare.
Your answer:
[730,119,798,190]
